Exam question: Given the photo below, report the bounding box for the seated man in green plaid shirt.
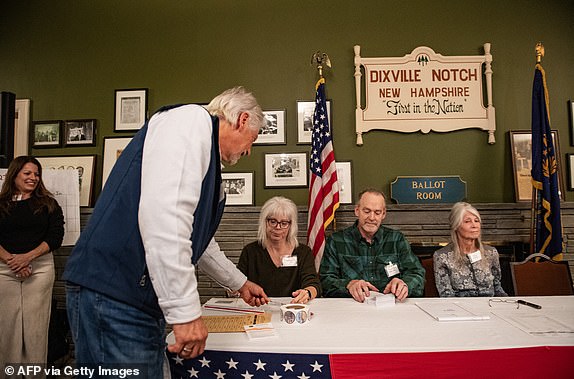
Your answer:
[320,188,425,302]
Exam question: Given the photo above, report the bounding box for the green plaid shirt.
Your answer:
[320,222,425,297]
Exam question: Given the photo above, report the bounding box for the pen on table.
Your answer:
[517,300,542,309]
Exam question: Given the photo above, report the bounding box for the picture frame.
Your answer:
[570,100,574,146]
[114,88,148,131]
[264,152,308,188]
[567,154,574,191]
[37,155,96,207]
[254,110,286,145]
[296,100,331,144]
[15,99,30,156]
[509,130,563,201]
[102,136,132,188]
[221,172,254,205]
[64,119,96,147]
[31,120,62,148]
[336,161,353,204]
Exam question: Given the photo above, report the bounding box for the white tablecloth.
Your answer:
[202,296,574,354]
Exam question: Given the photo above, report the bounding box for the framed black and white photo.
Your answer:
[114,88,148,131]
[222,172,254,205]
[254,110,286,145]
[509,130,563,201]
[297,100,331,144]
[336,161,353,204]
[64,119,96,147]
[102,136,132,188]
[568,154,574,191]
[264,152,308,187]
[37,155,96,207]
[31,120,62,148]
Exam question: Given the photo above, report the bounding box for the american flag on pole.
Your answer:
[307,78,339,269]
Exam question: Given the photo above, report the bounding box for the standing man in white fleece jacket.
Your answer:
[64,87,269,377]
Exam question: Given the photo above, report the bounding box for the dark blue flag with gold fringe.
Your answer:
[531,63,563,259]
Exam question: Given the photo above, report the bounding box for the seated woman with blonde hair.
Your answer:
[237,196,321,303]
[433,202,507,297]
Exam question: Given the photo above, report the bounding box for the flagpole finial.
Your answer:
[535,42,545,64]
[311,51,332,78]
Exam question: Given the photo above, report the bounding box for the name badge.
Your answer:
[385,262,400,277]
[281,255,298,267]
[468,250,482,263]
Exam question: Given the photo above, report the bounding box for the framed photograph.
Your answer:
[509,130,563,201]
[64,119,96,146]
[37,155,96,207]
[114,88,148,131]
[102,136,132,188]
[254,110,286,145]
[570,100,574,146]
[568,154,574,191]
[222,172,254,205]
[297,100,331,144]
[31,121,62,148]
[336,161,353,204]
[264,152,308,188]
[15,99,30,156]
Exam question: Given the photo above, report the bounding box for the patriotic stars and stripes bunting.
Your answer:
[168,350,331,379]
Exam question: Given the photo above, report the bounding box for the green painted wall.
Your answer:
[1,0,573,206]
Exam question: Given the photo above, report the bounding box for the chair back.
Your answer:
[510,253,574,296]
[421,258,439,297]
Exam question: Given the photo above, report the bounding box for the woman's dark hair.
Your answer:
[0,156,57,215]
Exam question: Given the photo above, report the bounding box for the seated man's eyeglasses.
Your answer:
[267,218,291,229]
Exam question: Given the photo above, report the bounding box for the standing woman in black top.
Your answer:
[0,156,64,371]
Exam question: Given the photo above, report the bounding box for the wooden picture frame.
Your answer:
[297,100,331,144]
[509,130,563,201]
[254,110,286,145]
[567,154,574,191]
[102,136,132,189]
[31,120,62,148]
[264,152,308,188]
[336,161,353,204]
[64,119,96,147]
[222,172,254,205]
[37,155,96,207]
[14,99,31,156]
[114,88,148,131]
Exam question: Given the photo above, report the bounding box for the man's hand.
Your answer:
[383,278,409,301]
[237,280,270,306]
[168,318,208,359]
[346,279,379,303]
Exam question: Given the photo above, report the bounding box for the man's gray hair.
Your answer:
[206,86,265,132]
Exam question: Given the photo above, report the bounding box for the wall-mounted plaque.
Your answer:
[390,176,467,204]
[354,44,496,145]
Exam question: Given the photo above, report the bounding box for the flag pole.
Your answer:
[529,43,545,255]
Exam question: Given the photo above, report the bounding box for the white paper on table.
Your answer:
[244,322,277,339]
[416,302,490,321]
[365,291,395,309]
[494,313,574,336]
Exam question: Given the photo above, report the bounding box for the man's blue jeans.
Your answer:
[66,283,167,378]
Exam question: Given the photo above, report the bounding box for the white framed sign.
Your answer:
[354,44,496,145]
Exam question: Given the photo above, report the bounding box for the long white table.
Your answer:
[168,296,574,378]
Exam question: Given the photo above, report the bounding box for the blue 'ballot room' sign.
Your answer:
[390,176,466,204]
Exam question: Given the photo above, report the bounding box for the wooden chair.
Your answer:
[510,253,574,296]
[421,258,439,297]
